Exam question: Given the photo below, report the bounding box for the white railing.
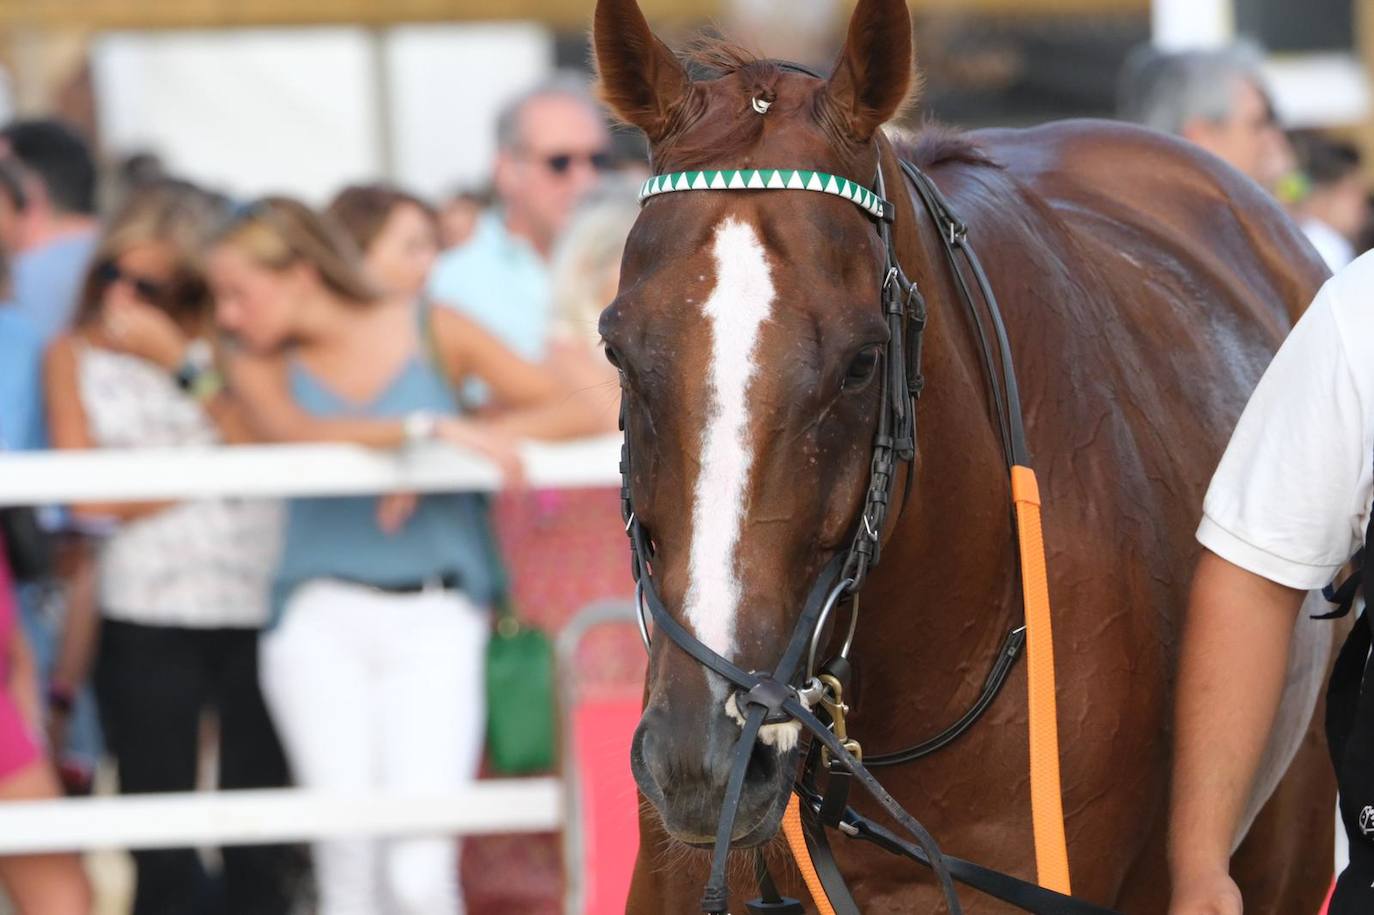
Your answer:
[0,438,623,856]
[0,782,562,855]
[0,437,622,505]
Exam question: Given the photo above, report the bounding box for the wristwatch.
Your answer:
[173,339,224,402]
[173,339,213,389]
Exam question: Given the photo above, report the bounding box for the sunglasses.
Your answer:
[97,261,169,305]
[540,150,615,176]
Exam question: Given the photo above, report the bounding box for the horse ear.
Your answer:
[593,0,692,143]
[823,0,916,142]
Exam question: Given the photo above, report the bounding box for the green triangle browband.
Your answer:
[639,169,891,220]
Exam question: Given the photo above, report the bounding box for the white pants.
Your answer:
[260,579,488,915]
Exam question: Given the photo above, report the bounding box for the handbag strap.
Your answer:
[419,299,521,632]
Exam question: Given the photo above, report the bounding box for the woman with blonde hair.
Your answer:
[207,194,555,915]
[43,181,298,915]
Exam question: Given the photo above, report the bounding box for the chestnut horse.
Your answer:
[594,0,1336,910]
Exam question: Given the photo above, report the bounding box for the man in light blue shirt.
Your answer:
[1,119,100,342]
[0,305,45,451]
[429,74,612,363]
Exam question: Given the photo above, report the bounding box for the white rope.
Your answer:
[0,782,561,855]
[0,436,622,507]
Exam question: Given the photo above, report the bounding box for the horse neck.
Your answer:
[857,154,1022,722]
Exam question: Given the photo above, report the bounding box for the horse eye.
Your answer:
[843,348,881,390]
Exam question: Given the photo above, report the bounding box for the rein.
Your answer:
[621,151,1116,914]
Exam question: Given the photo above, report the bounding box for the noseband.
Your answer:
[619,153,1119,915]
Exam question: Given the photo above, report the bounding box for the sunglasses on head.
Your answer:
[97,261,169,305]
[541,150,615,176]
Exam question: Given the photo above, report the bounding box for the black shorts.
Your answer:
[1331,838,1374,913]
[1327,611,1374,914]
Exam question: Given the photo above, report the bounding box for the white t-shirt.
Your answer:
[1197,251,1374,590]
[1301,218,1355,274]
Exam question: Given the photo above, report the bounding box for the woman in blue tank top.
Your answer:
[206,193,556,915]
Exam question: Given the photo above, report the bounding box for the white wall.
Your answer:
[1150,0,1368,126]
[91,23,555,204]
[385,23,554,201]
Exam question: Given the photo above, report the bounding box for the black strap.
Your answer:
[798,799,863,915]
[1325,505,1374,768]
[794,783,1120,915]
[1326,608,1372,773]
[633,524,965,914]
[866,625,1026,766]
[901,161,1031,470]
[747,853,806,914]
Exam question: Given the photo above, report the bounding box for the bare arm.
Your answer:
[47,540,99,712]
[98,299,255,444]
[1167,550,1305,915]
[8,622,42,738]
[488,340,621,440]
[44,336,173,522]
[226,350,525,481]
[432,307,559,410]
[226,351,409,448]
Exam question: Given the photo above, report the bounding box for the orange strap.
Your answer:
[1011,465,1072,895]
[782,794,838,915]
[782,467,1072,907]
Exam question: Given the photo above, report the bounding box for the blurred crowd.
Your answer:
[1117,42,1374,272]
[0,44,1372,915]
[0,73,638,915]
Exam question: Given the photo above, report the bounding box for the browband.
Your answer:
[639,168,893,221]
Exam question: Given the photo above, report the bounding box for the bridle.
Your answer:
[619,143,1119,915]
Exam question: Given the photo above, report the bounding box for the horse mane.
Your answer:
[896,124,1002,171]
[656,36,999,175]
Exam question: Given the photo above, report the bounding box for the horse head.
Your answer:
[595,0,920,847]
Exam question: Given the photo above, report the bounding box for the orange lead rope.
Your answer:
[1011,465,1072,895]
[783,464,1072,909]
[783,795,839,915]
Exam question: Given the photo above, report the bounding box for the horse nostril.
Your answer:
[746,740,779,785]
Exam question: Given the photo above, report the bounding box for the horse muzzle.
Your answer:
[631,701,797,846]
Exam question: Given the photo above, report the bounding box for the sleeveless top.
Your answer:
[272,320,496,623]
[75,345,281,628]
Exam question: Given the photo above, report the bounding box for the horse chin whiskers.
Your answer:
[649,822,792,883]
[723,692,803,752]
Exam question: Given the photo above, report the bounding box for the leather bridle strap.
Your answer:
[864,624,1025,766]
[629,524,964,913]
[901,162,1071,894]
[793,781,1119,915]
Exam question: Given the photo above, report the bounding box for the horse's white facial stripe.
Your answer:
[684,218,776,668]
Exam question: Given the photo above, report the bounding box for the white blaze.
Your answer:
[684,218,776,664]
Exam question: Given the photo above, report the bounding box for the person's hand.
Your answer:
[102,298,189,370]
[437,417,526,488]
[1169,868,1242,915]
[376,492,419,535]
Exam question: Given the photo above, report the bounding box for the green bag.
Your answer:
[485,603,557,774]
[422,301,557,774]
[475,499,556,775]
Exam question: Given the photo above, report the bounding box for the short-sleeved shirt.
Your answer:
[1198,252,1374,590]
[0,308,46,451]
[11,232,97,343]
[427,210,551,362]
[77,344,282,628]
